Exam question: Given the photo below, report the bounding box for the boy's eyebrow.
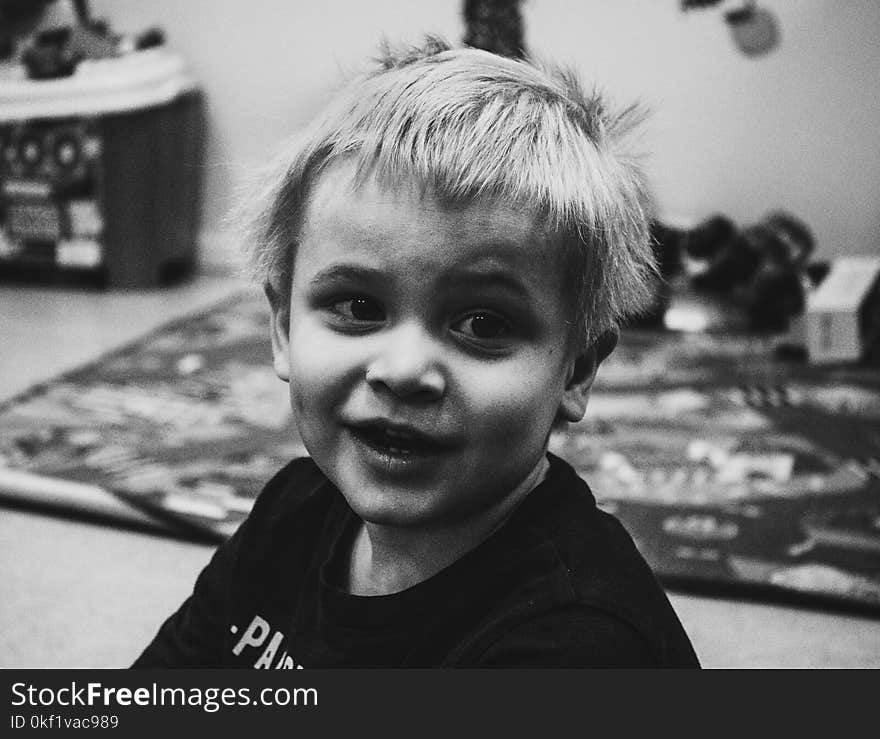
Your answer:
[307,260,539,298]
[308,264,387,285]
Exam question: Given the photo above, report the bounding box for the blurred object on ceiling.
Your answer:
[682,0,781,58]
[725,3,779,57]
[463,0,526,58]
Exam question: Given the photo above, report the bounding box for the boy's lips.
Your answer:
[344,419,458,458]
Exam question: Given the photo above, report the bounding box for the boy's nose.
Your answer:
[364,324,445,401]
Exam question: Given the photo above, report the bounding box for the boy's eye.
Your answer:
[331,297,386,322]
[452,312,512,342]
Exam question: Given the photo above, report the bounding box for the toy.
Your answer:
[649,210,828,334]
[0,0,164,79]
[805,256,880,364]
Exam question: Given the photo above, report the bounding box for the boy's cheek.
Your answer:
[470,358,564,405]
[287,349,356,411]
[466,374,563,433]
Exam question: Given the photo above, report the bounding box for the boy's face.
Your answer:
[270,159,597,531]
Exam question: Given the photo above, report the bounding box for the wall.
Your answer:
[525,0,880,257]
[89,0,880,261]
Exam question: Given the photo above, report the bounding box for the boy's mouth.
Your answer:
[347,421,452,458]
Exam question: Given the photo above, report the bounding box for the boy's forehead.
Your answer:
[302,157,550,248]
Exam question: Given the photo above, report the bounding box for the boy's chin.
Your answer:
[332,467,541,536]
[338,483,455,531]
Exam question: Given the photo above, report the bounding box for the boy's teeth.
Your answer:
[373,428,418,454]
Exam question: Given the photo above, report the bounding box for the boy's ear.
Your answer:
[557,328,618,423]
[265,281,291,383]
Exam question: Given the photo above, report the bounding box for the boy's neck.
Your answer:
[344,456,550,596]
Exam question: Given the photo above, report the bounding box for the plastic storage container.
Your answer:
[0,48,203,287]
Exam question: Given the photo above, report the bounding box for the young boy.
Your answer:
[133,38,699,668]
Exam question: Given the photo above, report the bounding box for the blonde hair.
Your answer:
[241,37,657,347]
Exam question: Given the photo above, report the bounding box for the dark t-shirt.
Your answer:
[132,454,700,668]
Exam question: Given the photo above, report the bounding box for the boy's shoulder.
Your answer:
[497,454,698,665]
[524,455,668,607]
[511,453,651,589]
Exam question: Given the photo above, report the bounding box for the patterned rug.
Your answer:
[1,291,879,614]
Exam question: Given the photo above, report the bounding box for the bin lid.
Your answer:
[0,48,198,122]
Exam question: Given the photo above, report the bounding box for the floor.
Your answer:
[1,267,879,668]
